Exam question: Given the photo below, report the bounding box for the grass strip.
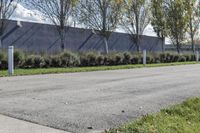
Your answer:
[106,97,200,133]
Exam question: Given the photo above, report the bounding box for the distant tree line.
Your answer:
[1,0,200,54]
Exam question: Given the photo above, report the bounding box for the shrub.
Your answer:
[166,53,172,63]
[1,49,197,69]
[80,54,89,66]
[103,55,109,65]
[96,55,104,66]
[24,55,45,68]
[191,54,196,61]
[24,55,35,68]
[60,51,80,67]
[33,55,45,68]
[80,52,104,66]
[151,53,160,63]
[131,55,141,64]
[86,52,98,66]
[43,56,51,68]
[162,54,187,62]
[168,54,175,62]
[115,53,124,65]
[0,51,6,61]
[123,52,132,64]
[0,51,7,69]
[154,56,161,63]
[14,49,25,68]
[178,55,186,62]
[146,54,154,64]
[159,53,166,63]
[50,56,62,67]
[104,53,124,65]
[181,54,194,61]
[159,53,173,63]
[184,54,192,61]
[173,54,180,62]
[104,54,112,65]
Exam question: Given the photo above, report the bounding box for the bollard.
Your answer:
[196,51,199,62]
[143,50,147,65]
[8,46,14,76]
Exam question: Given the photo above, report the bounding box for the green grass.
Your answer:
[106,97,200,133]
[0,61,199,77]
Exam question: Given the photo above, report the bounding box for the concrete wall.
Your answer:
[2,20,162,53]
[165,45,200,52]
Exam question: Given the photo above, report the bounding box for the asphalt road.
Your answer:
[0,64,200,133]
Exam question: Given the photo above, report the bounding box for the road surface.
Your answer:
[0,64,200,133]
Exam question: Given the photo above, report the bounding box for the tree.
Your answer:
[186,0,200,53]
[151,0,167,52]
[164,0,190,53]
[122,0,150,52]
[75,0,123,54]
[0,0,19,48]
[25,0,77,51]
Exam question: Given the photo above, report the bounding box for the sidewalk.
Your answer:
[0,114,69,133]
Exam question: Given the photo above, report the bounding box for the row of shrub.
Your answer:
[0,49,197,69]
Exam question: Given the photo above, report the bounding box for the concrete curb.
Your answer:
[0,114,70,133]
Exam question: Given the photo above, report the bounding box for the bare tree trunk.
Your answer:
[135,13,140,52]
[176,45,180,54]
[136,35,140,52]
[0,20,5,49]
[60,28,65,51]
[60,0,65,52]
[189,18,195,53]
[103,37,109,54]
[161,36,165,52]
[176,40,180,54]
[191,33,195,53]
[101,1,109,54]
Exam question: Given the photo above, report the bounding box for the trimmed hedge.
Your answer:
[0,50,7,69]
[0,50,198,69]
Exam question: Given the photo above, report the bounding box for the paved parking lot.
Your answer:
[0,64,200,133]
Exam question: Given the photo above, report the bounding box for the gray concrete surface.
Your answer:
[2,20,162,53]
[0,64,200,133]
[0,114,69,133]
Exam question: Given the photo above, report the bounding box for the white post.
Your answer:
[8,46,14,76]
[196,51,199,62]
[143,50,147,65]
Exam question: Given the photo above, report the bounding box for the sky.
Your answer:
[11,3,46,23]
[11,3,171,44]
